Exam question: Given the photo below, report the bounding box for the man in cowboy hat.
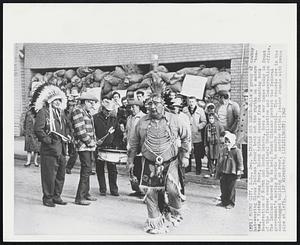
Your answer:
[125,99,146,197]
[72,92,99,205]
[33,84,70,207]
[65,98,79,174]
[93,98,120,196]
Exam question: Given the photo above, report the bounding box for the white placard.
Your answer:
[181,75,207,100]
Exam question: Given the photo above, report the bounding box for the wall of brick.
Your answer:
[14,43,25,136]
[24,43,245,68]
[15,43,249,136]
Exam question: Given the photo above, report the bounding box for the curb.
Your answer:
[14,154,247,190]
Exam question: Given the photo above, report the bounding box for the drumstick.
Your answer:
[97,127,115,146]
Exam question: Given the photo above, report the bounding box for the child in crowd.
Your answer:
[216,131,244,209]
[204,113,224,178]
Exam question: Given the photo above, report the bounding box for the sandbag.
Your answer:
[93,81,101,88]
[102,80,112,94]
[156,65,168,73]
[93,69,109,82]
[104,75,122,86]
[64,69,76,81]
[111,66,126,79]
[215,83,231,93]
[126,73,143,84]
[122,64,142,74]
[200,67,219,76]
[176,67,201,75]
[160,72,175,84]
[168,81,182,93]
[116,81,130,90]
[44,72,53,82]
[126,83,140,91]
[138,78,152,89]
[76,66,93,78]
[143,71,154,79]
[31,73,44,83]
[48,77,58,85]
[71,75,81,85]
[65,83,73,89]
[205,88,216,98]
[205,76,213,89]
[54,69,66,77]
[169,73,185,85]
[211,72,231,87]
[56,77,63,87]
[126,91,135,98]
[111,86,118,91]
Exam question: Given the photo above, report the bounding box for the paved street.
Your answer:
[14,158,248,237]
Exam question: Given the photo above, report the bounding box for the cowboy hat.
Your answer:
[78,93,99,102]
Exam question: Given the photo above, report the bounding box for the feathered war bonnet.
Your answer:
[30,83,67,116]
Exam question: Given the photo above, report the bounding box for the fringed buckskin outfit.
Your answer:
[128,112,191,233]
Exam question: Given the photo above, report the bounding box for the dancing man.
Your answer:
[127,80,191,234]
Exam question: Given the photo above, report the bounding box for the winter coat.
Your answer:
[71,105,97,152]
[217,146,244,175]
[183,106,207,143]
[34,107,69,156]
[24,110,40,152]
[215,100,240,134]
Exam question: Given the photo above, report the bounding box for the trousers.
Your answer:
[40,154,66,202]
[220,173,237,206]
[66,142,78,170]
[66,143,78,170]
[95,159,118,194]
[187,142,205,173]
[75,151,93,201]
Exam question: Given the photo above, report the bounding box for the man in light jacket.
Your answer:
[183,96,207,175]
[215,91,240,134]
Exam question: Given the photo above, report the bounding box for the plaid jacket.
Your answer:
[71,105,96,152]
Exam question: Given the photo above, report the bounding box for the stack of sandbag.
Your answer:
[29,64,232,101]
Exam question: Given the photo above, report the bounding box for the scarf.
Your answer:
[207,123,218,145]
[188,106,197,115]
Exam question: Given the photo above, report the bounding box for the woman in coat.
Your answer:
[23,106,40,167]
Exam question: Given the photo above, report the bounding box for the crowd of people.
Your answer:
[24,80,248,234]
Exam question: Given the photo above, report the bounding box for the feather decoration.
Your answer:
[30,84,67,116]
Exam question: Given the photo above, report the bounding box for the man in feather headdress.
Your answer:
[127,80,191,234]
[32,84,70,207]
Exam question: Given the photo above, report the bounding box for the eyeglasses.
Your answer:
[87,100,96,105]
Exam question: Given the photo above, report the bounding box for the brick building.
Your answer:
[14,43,249,136]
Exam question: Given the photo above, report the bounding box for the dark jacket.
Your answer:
[217,146,244,175]
[34,106,69,157]
[93,111,125,149]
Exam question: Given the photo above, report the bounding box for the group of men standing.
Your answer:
[30,81,247,234]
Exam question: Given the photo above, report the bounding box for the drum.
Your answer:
[97,148,128,164]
